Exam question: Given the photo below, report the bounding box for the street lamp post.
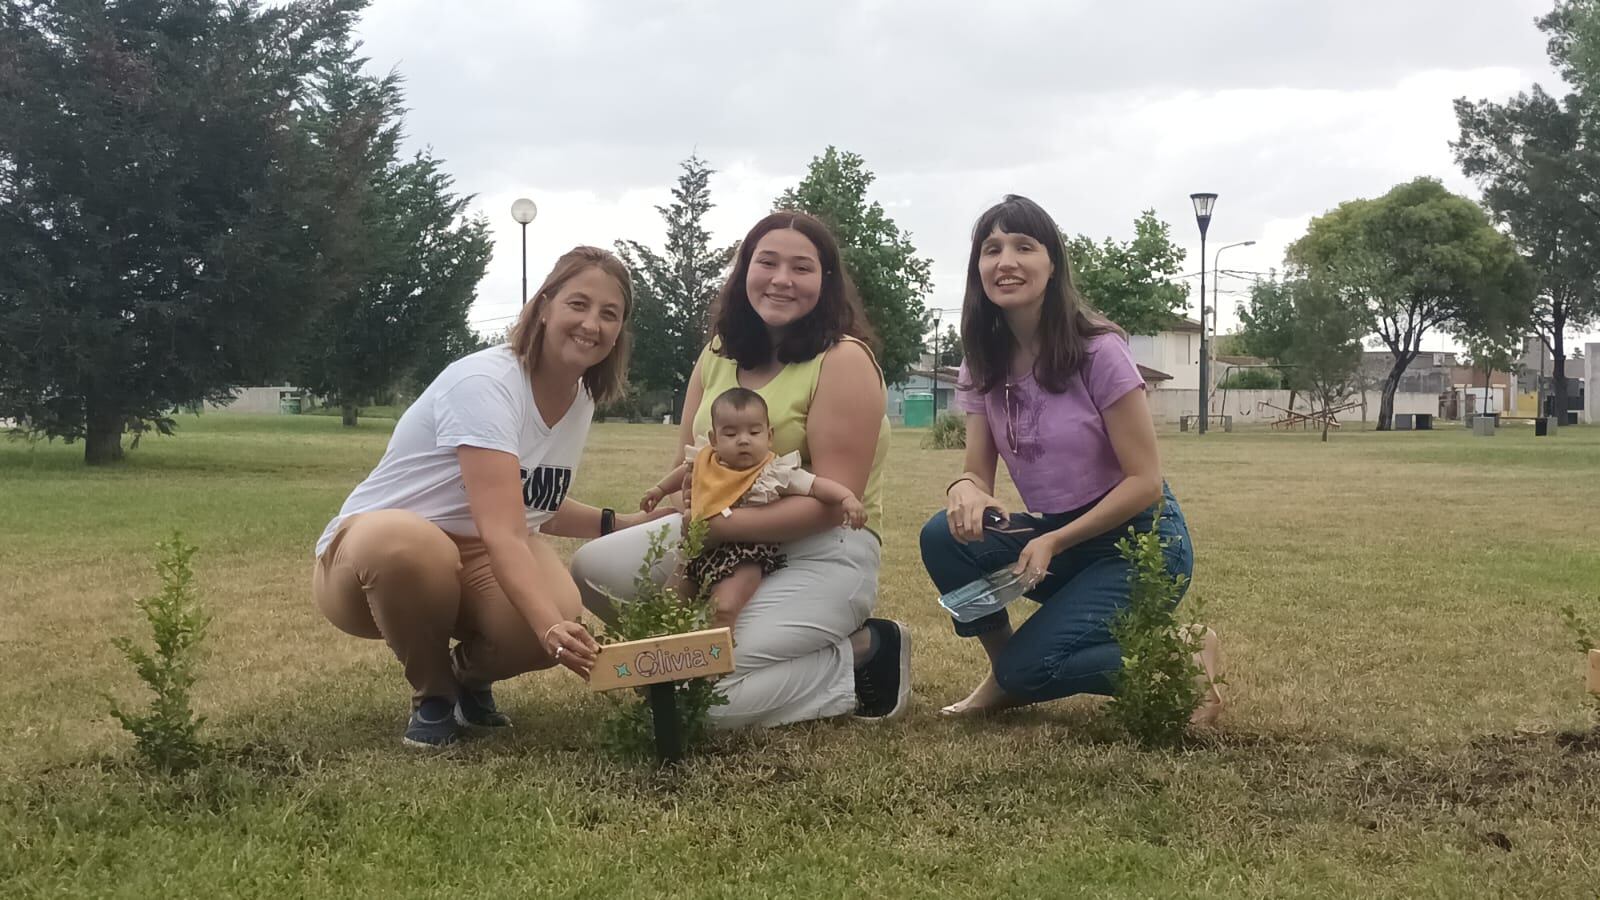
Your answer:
[1190,193,1217,434]
[931,309,942,417]
[511,198,538,305]
[1212,239,1256,374]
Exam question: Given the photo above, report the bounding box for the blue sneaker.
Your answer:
[449,643,512,728]
[455,685,513,729]
[402,696,462,749]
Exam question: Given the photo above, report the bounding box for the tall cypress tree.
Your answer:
[291,47,491,426]
[777,147,932,386]
[0,0,364,463]
[616,154,735,411]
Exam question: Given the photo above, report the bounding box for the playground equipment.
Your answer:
[1259,399,1362,431]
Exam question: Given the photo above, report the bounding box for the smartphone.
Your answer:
[982,508,1042,535]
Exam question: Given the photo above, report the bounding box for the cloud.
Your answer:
[349,0,1587,347]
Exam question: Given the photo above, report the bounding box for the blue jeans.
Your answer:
[919,485,1194,704]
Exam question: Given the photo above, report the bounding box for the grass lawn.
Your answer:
[2,414,1598,898]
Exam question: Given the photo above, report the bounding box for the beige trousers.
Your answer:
[312,509,573,705]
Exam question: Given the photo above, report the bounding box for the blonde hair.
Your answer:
[507,246,633,406]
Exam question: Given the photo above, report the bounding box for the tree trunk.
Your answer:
[1376,365,1403,431]
[84,400,125,465]
[1551,331,1567,422]
[1321,397,1331,442]
[341,402,358,427]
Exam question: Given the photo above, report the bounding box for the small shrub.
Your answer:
[1105,517,1207,747]
[597,519,727,759]
[108,532,212,774]
[1560,599,1599,724]
[1559,600,1597,654]
[1217,368,1284,390]
[922,412,966,450]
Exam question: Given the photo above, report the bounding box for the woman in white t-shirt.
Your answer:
[312,246,669,749]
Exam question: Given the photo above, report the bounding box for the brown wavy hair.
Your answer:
[708,211,878,368]
[508,246,633,405]
[960,195,1122,395]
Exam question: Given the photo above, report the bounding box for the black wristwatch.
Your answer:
[600,507,616,536]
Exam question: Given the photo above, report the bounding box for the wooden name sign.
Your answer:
[1588,649,1600,697]
[590,627,735,692]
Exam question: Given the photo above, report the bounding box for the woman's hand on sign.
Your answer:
[545,621,598,678]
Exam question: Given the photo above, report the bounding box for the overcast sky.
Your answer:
[352,0,1600,353]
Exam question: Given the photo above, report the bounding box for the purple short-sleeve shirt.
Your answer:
[956,332,1146,514]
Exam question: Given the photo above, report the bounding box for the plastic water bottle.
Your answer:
[938,565,1029,623]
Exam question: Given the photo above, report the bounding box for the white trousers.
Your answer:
[570,514,880,729]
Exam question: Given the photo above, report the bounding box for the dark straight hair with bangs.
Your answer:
[960,194,1122,395]
[708,211,878,369]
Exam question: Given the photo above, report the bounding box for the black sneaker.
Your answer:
[402,696,462,749]
[854,618,912,721]
[455,684,512,729]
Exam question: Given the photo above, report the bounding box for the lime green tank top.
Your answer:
[693,337,890,538]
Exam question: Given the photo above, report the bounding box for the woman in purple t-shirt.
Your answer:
[921,195,1218,720]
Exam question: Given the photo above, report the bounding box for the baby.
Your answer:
[641,387,867,629]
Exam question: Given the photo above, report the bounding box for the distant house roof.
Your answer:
[1162,316,1204,334]
[903,367,960,387]
[1138,364,1173,383]
[1449,365,1512,386]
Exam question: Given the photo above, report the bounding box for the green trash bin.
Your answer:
[903,391,934,428]
[279,393,302,415]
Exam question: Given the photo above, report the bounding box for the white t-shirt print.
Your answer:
[315,345,594,558]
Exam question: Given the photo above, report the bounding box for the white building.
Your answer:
[1126,317,1202,391]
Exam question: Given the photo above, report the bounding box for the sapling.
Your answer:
[108,532,212,773]
[1559,598,1599,723]
[1105,516,1208,747]
[598,518,728,758]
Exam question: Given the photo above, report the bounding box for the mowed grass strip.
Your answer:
[2,415,1597,897]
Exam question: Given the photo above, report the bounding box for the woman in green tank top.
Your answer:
[573,211,912,726]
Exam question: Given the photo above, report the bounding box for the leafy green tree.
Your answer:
[292,50,491,427]
[0,0,364,463]
[1234,275,1302,406]
[1234,275,1297,365]
[1281,279,1365,442]
[1455,30,1600,418]
[776,147,932,385]
[1065,210,1189,336]
[616,155,735,409]
[930,323,962,368]
[1287,178,1532,430]
[1542,1,1600,95]
[1459,331,1522,418]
